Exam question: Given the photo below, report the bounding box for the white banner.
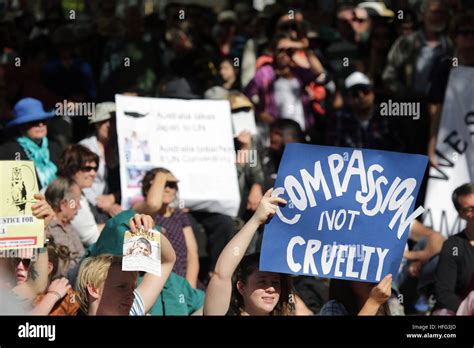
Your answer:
[116,95,241,216]
[423,66,474,236]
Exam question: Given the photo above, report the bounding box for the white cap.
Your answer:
[89,102,116,124]
[357,2,395,18]
[217,10,237,23]
[345,71,371,90]
[204,86,230,100]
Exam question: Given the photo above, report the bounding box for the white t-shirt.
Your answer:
[274,77,306,131]
[70,195,99,247]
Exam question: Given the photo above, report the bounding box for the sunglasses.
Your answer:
[80,165,98,172]
[13,258,31,268]
[352,16,368,23]
[349,86,372,98]
[276,47,296,56]
[165,181,178,190]
[26,120,46,127]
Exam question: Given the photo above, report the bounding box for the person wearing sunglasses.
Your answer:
[433,183,474,315]
[14,257,31,286]
[0,98,62,190]
[0,194,58,314]
[80,102,122,221]
[57,144,103,247]
[244,33,327,132]
[327,71,403,152]
[133,168,200,288]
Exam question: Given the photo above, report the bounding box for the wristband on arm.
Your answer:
[47,290,62,302]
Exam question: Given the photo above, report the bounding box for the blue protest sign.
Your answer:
[259,144,428,283]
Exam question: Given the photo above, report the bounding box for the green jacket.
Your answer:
[84,210,204,315]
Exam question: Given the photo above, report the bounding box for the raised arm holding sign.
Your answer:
[0,161,47,250]
[204,189,291,316]
[12,194,53,302]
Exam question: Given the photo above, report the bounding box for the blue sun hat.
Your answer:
[7,98,55,128]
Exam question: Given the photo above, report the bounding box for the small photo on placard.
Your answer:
[122,228,161,276]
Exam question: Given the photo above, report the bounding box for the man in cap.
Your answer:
[327,71,403,151]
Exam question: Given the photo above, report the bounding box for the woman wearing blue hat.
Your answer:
[0,98,61,190]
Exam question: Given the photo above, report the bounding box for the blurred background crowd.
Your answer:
[0,0,473,317]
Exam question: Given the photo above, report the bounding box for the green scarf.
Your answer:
[17,136,57,188]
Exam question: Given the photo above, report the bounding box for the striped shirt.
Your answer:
[129,289,145,316]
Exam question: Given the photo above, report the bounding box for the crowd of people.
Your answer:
[0,0,473,316]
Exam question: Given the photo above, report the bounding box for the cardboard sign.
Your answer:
[260,144,428,283]
[423,66,474,236]
[116,95,241,216]
[0,161,44,249]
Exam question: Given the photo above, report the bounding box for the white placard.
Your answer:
[423,67,474,236]
[116,95,241,217]
[122,229,161,276]
[232,110,258,137]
